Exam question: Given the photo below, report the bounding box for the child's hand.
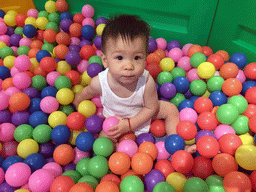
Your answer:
[73,93,81,109]
[107,116,130,139]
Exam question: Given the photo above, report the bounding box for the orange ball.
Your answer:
[216,50,230,62]
[56,32,70,45]
[131,152,153,175]
[9,106,19,114]
[187,44,203,57]
[23,70,34,79]
[55,0,68,12]
[108,152,130,175]
[146,53,161,65]
[9,92,30,111]
[242,104,256,119]
[150,119,166,137]
[119,132,136,143]
[40,57,57,73]
[50,175,75,192]
[53,144,75,166]
[154,49,166,60]
[28,48,40,58]
[120,169,142,181]
[65,70,81,85]
[54,44,69,60]
[30,40,43,49]
[80,45,95,60]
[2,77,14,91]
[69,23,82,37]
[138,141,158,160]
[222,78,242,97]
[219,62,239,79]
[43,29,57,43]
[100,174,121,187]
[95,181,119,192]
[33,66,47,77]
[69,183,94,192]
[202,46,213,56]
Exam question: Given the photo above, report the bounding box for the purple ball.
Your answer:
[87,63,103,78]
[85,115,103,133]
[144,169,165,192]
[0,181,19,192]
[0,110,12,123]
[60,19,73,33]
[65,51,81,65]
[23,87,40,99]
[184,89,193,99]
[148,37,157,53]
[94,35,101,50]
[63,163,76,172]
[11,111,30,126]
[46,157,55,163]
[160,82,176,99]
[167,40,181,52]
[136,133,155,145]
[55,58,61,63]
[159,97,169,101]
[80,39,92,47]
[96,17,108,26]
[6,27,14,36]
[9,34,22,47]
[69,45,81,52]
[39,142,55,158]
[195,130,216,142]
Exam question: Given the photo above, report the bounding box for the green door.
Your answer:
[207,0,256,64]
[34,0,218,46]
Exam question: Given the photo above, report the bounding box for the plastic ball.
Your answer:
[193,97,213,114]
[167,40,181,51]
[166,172,187,192]
[165,134,185,155]
[196,130,216,143]
[9,92,30,111]
[82,4,94,18]
[156,37,167,50]
[49,175,75,192]
[196,136,220,158]
[55,0,68,12]
[108,152,130,175]
[0,110,12,124]
[56,88,74,105]
[197,62,215,79]
[223,171,251,192]
[53,144,74,166]
[177,56,191,72]
[17,139,39,158]
[146,53,161,65]
[144,169,165,192]
[189,79,207,96]
[39,96,59,114]
[172,150,194,175]
[120,175,144,192]
[65,112,85,131]
[92,137,113,157]
[219,62,239,79]
[192,156,214,180]
[131,152,153,175]
[149,119,165,137]
[14,55,31,72]
[87,62,103,78]
[0,92,10,111]
[178,99,194,111]
[0,22,7,35]
[213,124,235,140]
[24,153,46,172]
[117,139,138,158]
[245,87,256,105]
[207,76,224,92]
[56,61,71,75]
[55,75,72,90]
[197,111,218,131]
[236,70,246,84]
[79,45,95,60]
[235,144,256,170]
[183,177,209,192]
[219,133,242,156]
[75,132,95,152]
[229,52,247,69]
[51,125,70,144]
[187,44,203,57]
[176,120,197,140]
[239,133,254,145]
[179,108,198,123]
[36,49,51,63]
[81,25,95,41]
[102,116,119,134]
[244,62,256,80]
[0,47,14,59]
[216,104,238,124]
[0,123,15,143]
[65,51,81,65]
[77,100,96,118]
[209,91,227,106]
[190,52,206,68]
[173,76,190,93]
[88,155,108,179]
[4,13,16,27]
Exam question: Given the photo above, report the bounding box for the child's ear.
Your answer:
[101,52,108,68]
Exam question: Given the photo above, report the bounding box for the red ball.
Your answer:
[219,133,242,156]
[207,54,225,70]
[40,57,57,73]
[80,45,95,60]
[36,30,44,42]
[245,87,256,105]
[69,23,82,37]
[65,70,81,85]
[242,104,256,119]
[197,112,218,131]
[171,150,194,174]
[196,136,220,158]
[250,170,256,191]
[154,159,175,178]
[249,115,256,133]
[194,97,213,114]
[145,63,162,80]
[176,120,197,140]
[150,119,166,137]
[43,29,57,43]
[15,14,27,27]
[202,46,213,57]
[0,59,3,66]
[50,175,75,192]
[192,156,214,180]
[244,62,256,80]
[73,13,85,25]
[55,0,68,12]
[66,112,86,130]
[100,174,121,187]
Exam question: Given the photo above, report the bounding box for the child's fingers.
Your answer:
[108,130,118,136]
[108,126,118,131]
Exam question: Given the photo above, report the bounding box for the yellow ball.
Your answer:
[185,138,195,145]
[69,130,83,145]
[72,84,84,94]
[48,111,67,128]
[159,58,175,71]
[15,189,30,192]
[166,172,187,192]
[239,133,254,145]
[3,56,15,69]
[81,71,91,86]
[57,61,71,75]
[56,88,74,105]
[36,17,48,30]
[197,62,216,79]
[235,144,256,170]
[45,0,56,13]
[25,17,37,28]
[0,142,2,152]
[78,100,96,118]
[6,10,18,16]
[30,58,40,72]
[4,14,16,27]
[202,89,210,97]
[96,24,106,36]
[0,41,7,49]
[17,139,39,158]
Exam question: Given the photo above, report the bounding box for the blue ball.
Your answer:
[0,66,10,80]
[229,52,247,69]
[2,156,23,171]
[41,86,58,98]
[189,96,200,105]
[0,9,5,18]
[76,132,95,152]
[165,134,185,155]
[173,76,190,93]
[0,156,4,167]
[24,153,46,172]
[28,98,41,114]
[36,50,51,63]
[242,81,256,95]
[60,12,73,21]
[29,111,48,127]
[23,24,37,38]
[51,125,71,144]
[81,25,95,41]
[209,91,227,106]
[178,99,194,111]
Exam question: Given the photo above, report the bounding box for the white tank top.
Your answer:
[98,68,151,135]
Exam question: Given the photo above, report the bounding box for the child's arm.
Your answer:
[73,76,101,108]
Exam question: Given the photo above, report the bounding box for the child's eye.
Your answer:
[134,56,141,60]
[116,56,123,60]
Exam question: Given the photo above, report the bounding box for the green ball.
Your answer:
[216,104,239,124]
[88,155,109,179]
[170,67,186,79]
[157,71,173,86]
[231,115,249,134]
[41,43,54,52]
[38,11,49,17]
[76,158,90,176]
[31,75,47,91]
[59,105,75,116]
[45,21,59,33]
[93,137,114,157]
[14,27,23,36]
[88,55,103,67]
[0,47,14,58]
[207,76,224,92]
[17,46,30,56]
[190,79,207,96]
[55,76,72,90]
[62,170,82,184]
[32,124,52,143]
[184,177,209,192]
[190,53,207,68]
[120,175,144,192]
[48,12,60,24]
[14,124,33,142]
[227,95,248,114]
[78,175,98,190]
[170,93,186,107]
[205,175,225,192]
[153,182,176,192]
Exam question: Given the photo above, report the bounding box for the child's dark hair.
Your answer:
[101,14,150,54]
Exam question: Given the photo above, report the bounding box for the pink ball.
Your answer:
[0,79,2,91]
[0,123,16,142]
[4,87,21,96]
[0,35,10,46]
[13,72,31,90]
[168,48,183,63]
[40,96,59,114]
[20,183,31,191]
[10,66,21,77]
[14,55,31,72]
[0,91,10,110]
[0,141,18,158]
[77,60,88,74]
[182,43,193,56]
[95,50,101,57]
[29,169,55,192]
[82,18,95,27]
[27,9,39,18]
[102,116,119,134]
[0,18,4,23]
[70,37,80,46]
[42,162,63,179]
[5,162,31,187]
[236,70,246,84]
[91,94,102,108]
[81,4,95,18]
[0,168,4,184]
[0,22,7,35]
[177,56,192,72]
[117,139,138,158]
[156,38,167,50]
[186,68,200,83]
[155,141,170,160]
[96,107,105,120]
[46,71,61,86]
[73,147,90,164]
[214,124,236,140]
[179,108,198,123]
[11,46,18,56]
[19,37,32,47]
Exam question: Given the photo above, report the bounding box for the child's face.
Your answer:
[101,35,147,85]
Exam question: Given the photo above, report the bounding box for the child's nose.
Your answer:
[124,62,134,70]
